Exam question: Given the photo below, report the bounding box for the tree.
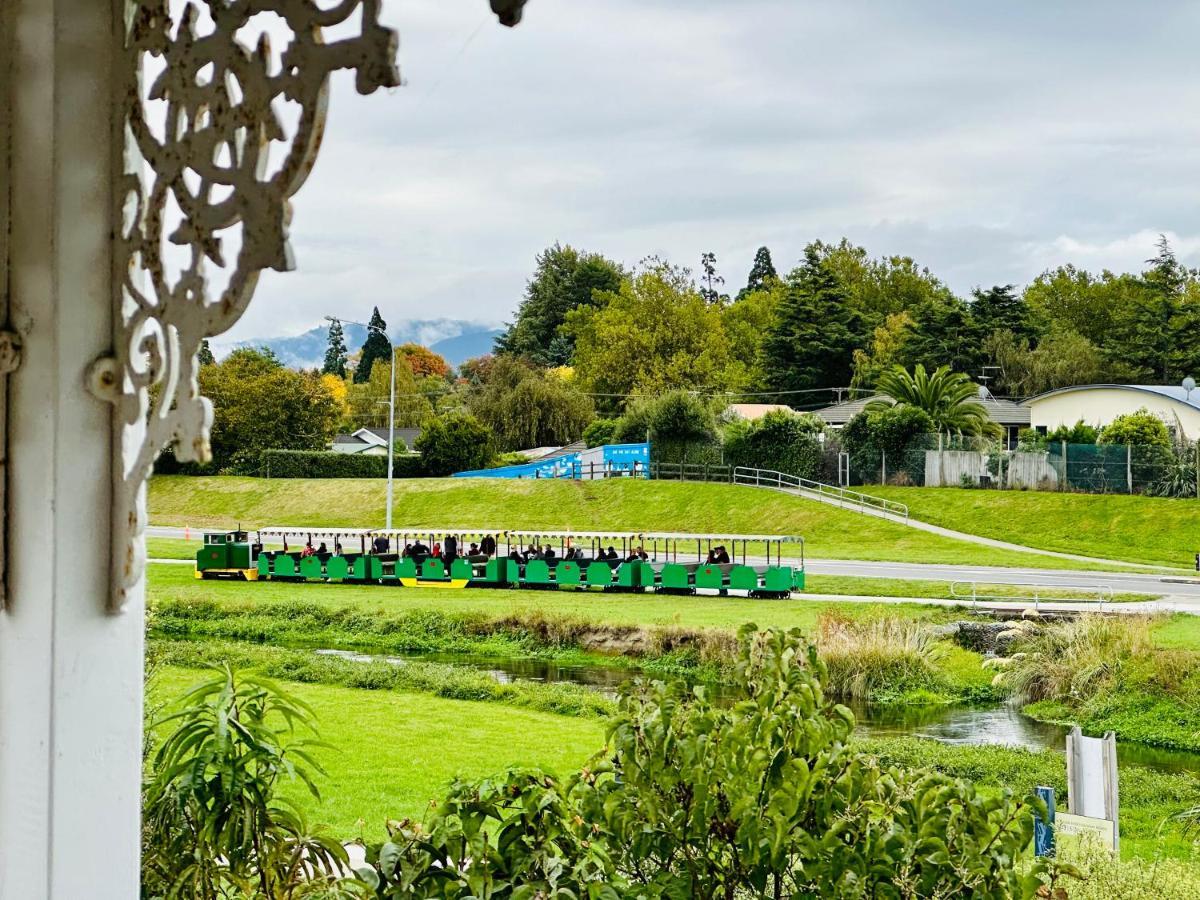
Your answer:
[495,243,624,366]
[972,284,1034,342]
[467,356,594,451]
[614,390,718,461]
[722,409,825,478]
[699,251,728,304]
[396,343,450,379]
[582,417,619,448]
[737,245,777,300]
[197,339,215,367]
[983,327,1113,396]
[414,413,495,476]
[566,261,742,413]
[903,293,983,375]
[353,307,390,384]
[721,280,782,390]
[850,311,916,390]
[346,348,432,429]
[322,318,348,378]
[763,244,862,394]
[867,364,1000,438]
[198,348,341,471]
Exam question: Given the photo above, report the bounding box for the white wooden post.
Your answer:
[0,2,144,897]
[1126,444,1133,494]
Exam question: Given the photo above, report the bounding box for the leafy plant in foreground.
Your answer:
[142,665,360,900]
[358,626,1047,898]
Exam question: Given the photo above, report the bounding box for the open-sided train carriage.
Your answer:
[198,526,805,597]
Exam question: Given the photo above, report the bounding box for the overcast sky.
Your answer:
[231,0,1200,341]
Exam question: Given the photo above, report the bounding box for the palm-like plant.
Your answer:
[866,364,1001,438]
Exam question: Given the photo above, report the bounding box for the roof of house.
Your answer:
[332,433,367,446]
[725,403,794,421]
[358,426,423,447]
[1024,384,1200,412]
[815,390,1031,426]
[515,440,587,461]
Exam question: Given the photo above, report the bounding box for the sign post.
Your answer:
[1064,727,1119,854]
[1033,785,1056,856]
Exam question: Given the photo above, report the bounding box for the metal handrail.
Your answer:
[950,580,1114,610]
[731,467,909,521]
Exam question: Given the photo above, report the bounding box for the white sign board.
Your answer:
[1065,727,1119,854]
[1056,813,1117,852]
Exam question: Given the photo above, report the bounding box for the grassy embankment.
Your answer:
[866,485,1200,569]
[149,475,1162,572]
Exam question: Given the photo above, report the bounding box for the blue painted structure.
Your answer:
[453,442,650,480]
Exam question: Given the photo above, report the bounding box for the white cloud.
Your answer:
[228,0,1200,341]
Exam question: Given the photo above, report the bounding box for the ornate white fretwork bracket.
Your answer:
[92,1,400,612]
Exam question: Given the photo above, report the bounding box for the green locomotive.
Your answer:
[197,527,805,597]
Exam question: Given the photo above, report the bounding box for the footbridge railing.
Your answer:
[732,467,909,522]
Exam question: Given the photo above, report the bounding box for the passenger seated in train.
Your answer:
[603,546,619,561]
[525,544,539,561]
[410,539,429,556]
[372,536,390,554]
[300,541,315,558]
[564,546,578,561]
[402,543,413,558]
[705,549,717,564]
[714,546,731,564]
[480,535,496,558]
[469,542,479,556]
[543,545,556,563]
[443,535,458,561]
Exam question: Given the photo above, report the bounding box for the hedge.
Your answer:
[258,450,426,479]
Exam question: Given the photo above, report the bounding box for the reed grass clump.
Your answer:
[814,612,946,702]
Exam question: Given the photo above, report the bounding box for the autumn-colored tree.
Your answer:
[397,343,450,379]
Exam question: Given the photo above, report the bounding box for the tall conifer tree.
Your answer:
[354,307,391,384]
[322,318,348,378]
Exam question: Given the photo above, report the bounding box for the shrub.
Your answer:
[359,627,1047,897]
[1047,419,1099,444]
[414,412,495,476]
[257,449,424,479]
[1099,408,1172,448]
[815,612,947,701]
[142,666,359,899]
[615,389,719,463]
[842,404,934,482]
[722,408,825,478]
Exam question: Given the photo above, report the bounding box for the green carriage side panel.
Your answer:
[451,558,474,581]
[585,561,613,587]
[616,562,642,588]
[273,554,297,577]
[326,556,349,581]
[792,568,805,591]
[257,554,271,577]
[524,559,551,585]
[729,565,759,592]
[484,558,505,584]
[353,556,383,580]
[695,565,724,590]
[196,545,226,571]
[555,561,581,586]
[422,558,446,580]
[396,557,418,579]
[299,555,323,579]
[660,563,689,590]
[764,566,793,593]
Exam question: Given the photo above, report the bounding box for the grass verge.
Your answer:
[864,485,1200,569]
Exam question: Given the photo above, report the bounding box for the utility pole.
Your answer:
[330,315,395,529]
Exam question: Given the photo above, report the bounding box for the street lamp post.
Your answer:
[327,316,395,529]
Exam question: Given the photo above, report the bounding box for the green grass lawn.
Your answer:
[148,563,969,632]
[149,476,1155,571]
[864,486,1200,568]
[151,666,607,839]
[147,537,200,560]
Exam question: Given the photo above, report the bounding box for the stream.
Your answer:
[315,648,1200,774]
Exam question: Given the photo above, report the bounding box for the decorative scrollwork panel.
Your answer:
[95,0,399,611]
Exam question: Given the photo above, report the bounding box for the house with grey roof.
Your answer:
[814,387,1031,448]
[1024,384,1200,440]
[331,425,424,455]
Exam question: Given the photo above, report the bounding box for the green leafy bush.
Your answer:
[1099,408,1172,448]
[414,412,495,476]
[843,404,934,482]
[357,627,1046,898]
[722,408,825,478]
[615,389,719,462]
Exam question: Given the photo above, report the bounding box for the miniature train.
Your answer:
[196,527,805,598]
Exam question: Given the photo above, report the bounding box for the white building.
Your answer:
[1024,385,1200,440]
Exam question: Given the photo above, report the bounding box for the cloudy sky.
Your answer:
[231,0,1200,342]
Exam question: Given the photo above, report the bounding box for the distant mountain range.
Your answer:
[212,320,505,369]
